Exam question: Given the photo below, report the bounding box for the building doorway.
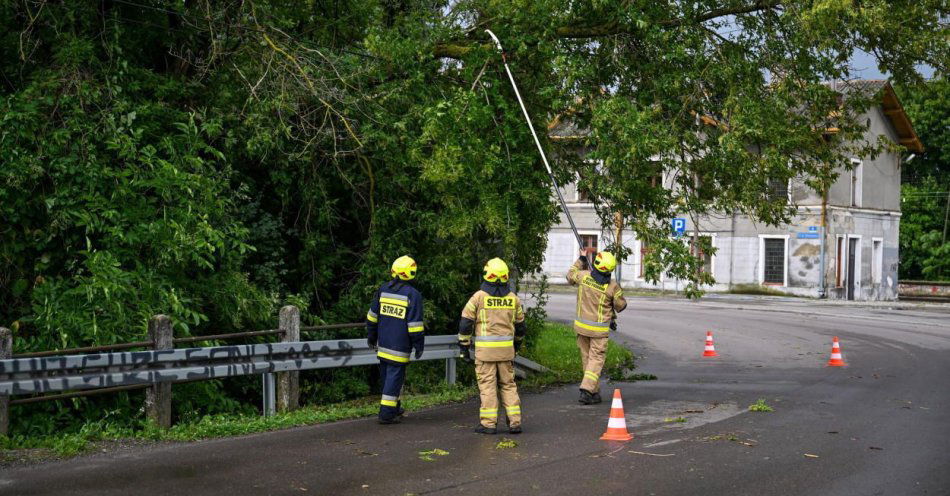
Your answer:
[847,237,858,300]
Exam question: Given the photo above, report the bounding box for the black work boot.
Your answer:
[397,401,406,417]
[579,389,594,405]
[378,416,401,425]
[474,424,497,435]
[508,424,523,434]
[591,392,603,404]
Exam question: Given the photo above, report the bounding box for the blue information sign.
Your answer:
[808,226,818,232]
[797,232,820,239]
[672,218,686,236]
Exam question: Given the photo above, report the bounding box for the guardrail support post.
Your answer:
[146,315,172,429]
[445,357,457,385]
[277,305,300,412]
[262,373,276,416]
[0,327,11,436]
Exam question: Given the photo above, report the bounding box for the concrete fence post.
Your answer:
[0,327,11,436]
[146,315,173,429]
[277,305,300,412]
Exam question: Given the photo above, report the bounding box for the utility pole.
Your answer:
[943,190,949,245]
[614,211,623,286]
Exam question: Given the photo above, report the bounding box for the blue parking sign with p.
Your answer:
[672,218,686,236]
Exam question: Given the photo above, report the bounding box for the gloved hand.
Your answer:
[367,338,377,349]
[514,340,522,353]
[414,348,424,359]
[609,320,617,332]
[459,343,471,361]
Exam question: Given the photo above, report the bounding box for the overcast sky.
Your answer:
[844,50,935,80]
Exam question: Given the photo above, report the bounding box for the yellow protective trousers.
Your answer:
[475,360,521,428]
[576,335,608,393]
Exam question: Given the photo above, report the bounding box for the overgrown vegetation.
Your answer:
[0,1,944,434]
[896,78,949,281]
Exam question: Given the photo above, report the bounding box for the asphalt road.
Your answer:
[3,294,949,496]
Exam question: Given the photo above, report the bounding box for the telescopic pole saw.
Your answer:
[485,29,586,255]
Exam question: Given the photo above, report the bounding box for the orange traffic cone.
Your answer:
[600,389,633,441]
[827,336,846,366]
[702,331,719,357]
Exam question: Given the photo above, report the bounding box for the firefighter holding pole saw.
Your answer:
[484,30,627,405]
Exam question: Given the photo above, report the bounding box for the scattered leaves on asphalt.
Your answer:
[804,453,820,458]
[682,410,704,414]
[664,417,687,423]
[495,438,518,449]
[869,446,884,450]
[748,398,774,412]
[418,449,449,461]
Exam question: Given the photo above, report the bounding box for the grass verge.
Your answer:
[521,323,637,385]
[728,284,797,297]
[1,323,635,460]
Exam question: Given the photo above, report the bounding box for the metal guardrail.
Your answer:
[0,308,549,434]
[0,336,461,416]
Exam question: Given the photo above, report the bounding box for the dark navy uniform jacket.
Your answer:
[366,279,424,365]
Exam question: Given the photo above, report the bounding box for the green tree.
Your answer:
[897,77,949,280]
[0,1,946,428]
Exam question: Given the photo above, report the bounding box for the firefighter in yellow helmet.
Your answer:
[366,255,425,424]
[567,250,626,404]
[459,258,526,434]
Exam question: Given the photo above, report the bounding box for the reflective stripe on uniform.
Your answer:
[408,321,424,333]
[506,405,521,415]
[475,341,513,348]
[381,394,398,407]
[366,310,378,323]
[474,335,514,348]
[584,371,599,381]
[574,318,610,332]
[465,302,476,313]
[479,408,498,417]
[379,292,409,308]
[379,297,408,307]
[378,347,410,363]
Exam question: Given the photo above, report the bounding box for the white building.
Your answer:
[540,80,922,301]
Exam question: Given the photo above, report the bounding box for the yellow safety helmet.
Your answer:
[483,257,510,283]
[390,255,417,281]
[594,251,617,273]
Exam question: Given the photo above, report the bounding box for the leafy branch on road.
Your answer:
[748,398,775,412]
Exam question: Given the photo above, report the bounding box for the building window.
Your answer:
[690,236,713,275]
[762,238,786,285]
[850,159,862,207]
[580,234,598,258]
[767,178,789,202]
[872,239,883,285]
[576,185,591,203]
